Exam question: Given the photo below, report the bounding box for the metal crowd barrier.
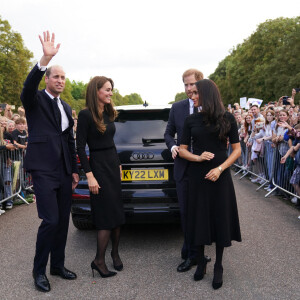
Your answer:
[0,149,30,206]
[232,140,300,201]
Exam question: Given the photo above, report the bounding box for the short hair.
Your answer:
[15,117,26,125]
[182,69,204,82]
[46,65,64,78]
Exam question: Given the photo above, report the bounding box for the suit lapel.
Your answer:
[183,98,190,119]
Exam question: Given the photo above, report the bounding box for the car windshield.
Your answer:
[114,109,170,144]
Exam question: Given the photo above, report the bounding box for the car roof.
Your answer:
[115,104,171,110]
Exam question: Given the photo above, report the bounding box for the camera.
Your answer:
[282,96,289,105]
[0,103,7,110]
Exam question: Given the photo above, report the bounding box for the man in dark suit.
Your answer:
[164,69,211,273]
[21,31,79,293]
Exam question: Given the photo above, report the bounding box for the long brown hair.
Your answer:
[85,76,117,134]
[196,79,230,143]
[243,113,253,133]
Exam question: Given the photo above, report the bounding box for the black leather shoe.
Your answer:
[33,272,51,292]
[177,258,197,272]
[50,267,77,280]
[205,255,212,263]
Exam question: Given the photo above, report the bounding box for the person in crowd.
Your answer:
[18,106,26,118]
[21,31,79,293]
[164,68,211,274]
[3,104,13,120]
[179,79,241,289]
[233,102,241,113]
[11,114,20,122]
[76,76,125,279]
[72,109,77,119]
[243,113,253,169]
[281,124,300,205]
[235,113,245,166]
[11,117,28,150]
[250,102,265,127]
[6,120,16,135]
[257,110,276,191]
[272,110,290,187]
[0,121,15,212]
[73,117,78,139]
[0,116,16,209]
[248,117,266,184]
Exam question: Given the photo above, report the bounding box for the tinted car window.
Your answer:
[114,109,170,144]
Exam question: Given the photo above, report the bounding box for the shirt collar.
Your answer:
[45,89,61,103]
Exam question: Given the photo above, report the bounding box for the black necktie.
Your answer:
[193,106,198,114]
[53,97,62,128]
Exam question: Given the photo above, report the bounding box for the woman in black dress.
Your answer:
[77,76,125,278]
[179,79,241,289]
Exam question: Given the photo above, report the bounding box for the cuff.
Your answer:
[37,62,47,72]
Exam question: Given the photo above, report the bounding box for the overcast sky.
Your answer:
[1,0,299,105]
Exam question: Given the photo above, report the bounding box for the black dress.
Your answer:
[76,109,125,230]
[181,112,241,247]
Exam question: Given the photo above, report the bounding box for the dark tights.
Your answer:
[94,226,121,274]
[198,244,224,266]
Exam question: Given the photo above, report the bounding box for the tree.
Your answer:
[169,92,187,104]
[123,93,143,105]
[209,17,300,105]
[0,16,33,105]
[71,80,86,100]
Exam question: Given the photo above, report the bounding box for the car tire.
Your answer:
[72,215,94,230]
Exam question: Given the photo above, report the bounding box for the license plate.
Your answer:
[122,169,168,181]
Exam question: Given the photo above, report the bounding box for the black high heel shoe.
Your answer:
[91,261,117,278]
[212,264,223,289]
[111,251,123,271]
[194,259,207,281]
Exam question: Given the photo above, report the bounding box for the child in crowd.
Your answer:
[12,117,27,149]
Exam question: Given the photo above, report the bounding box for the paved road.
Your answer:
[0,174,299,300]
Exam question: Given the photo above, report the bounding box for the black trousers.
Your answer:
[176,174,197,259]
[31,162,72,275]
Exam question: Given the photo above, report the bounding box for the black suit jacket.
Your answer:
[20,64,78,175]
[164,99,190,181]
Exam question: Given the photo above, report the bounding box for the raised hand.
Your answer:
[39,31,61,66]
[39,31,60,57]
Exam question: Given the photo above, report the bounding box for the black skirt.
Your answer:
[89,148,125,230]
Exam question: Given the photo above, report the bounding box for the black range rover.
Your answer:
[71,105,179,229]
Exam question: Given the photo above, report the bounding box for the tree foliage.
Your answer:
[71,80,87,100]
[0,16,33,106]
[169,92,187,104]
[209,17,300,105]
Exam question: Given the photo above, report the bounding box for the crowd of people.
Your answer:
[0,105,28,214]
[232,89,300,205]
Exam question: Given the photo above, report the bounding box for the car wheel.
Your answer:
[72,215,94,230]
